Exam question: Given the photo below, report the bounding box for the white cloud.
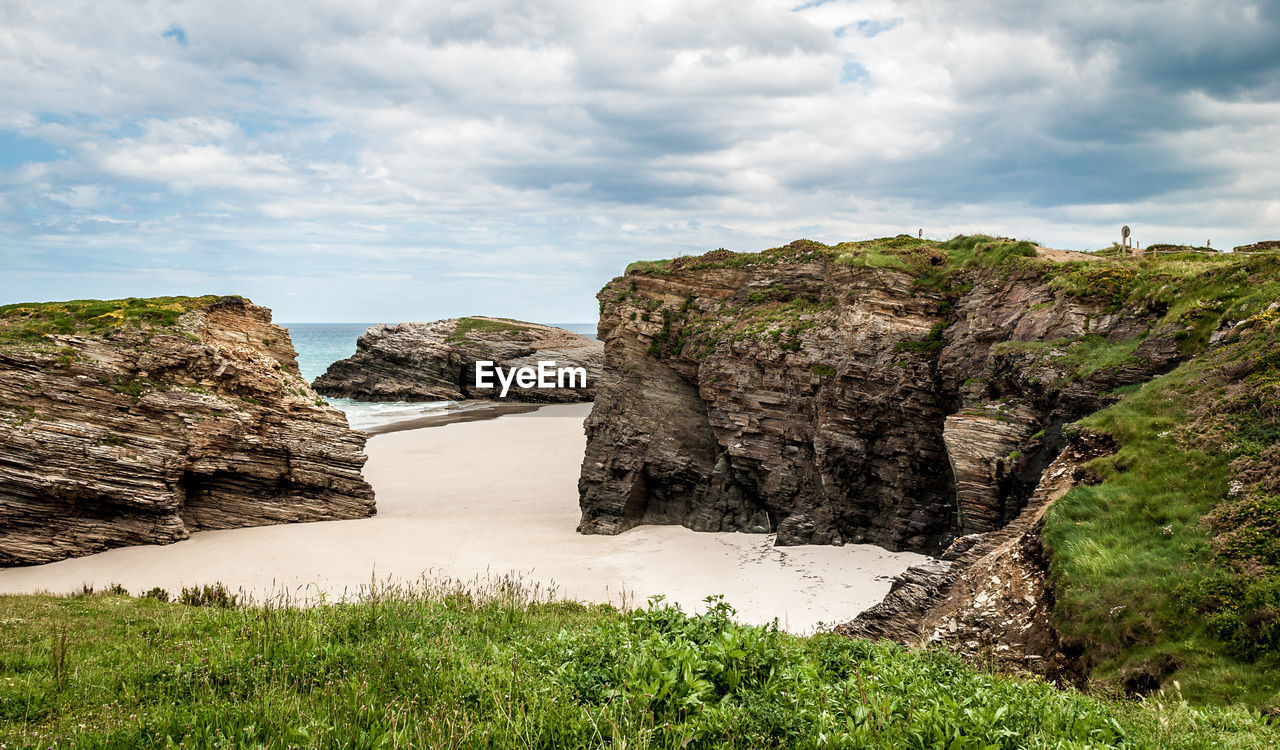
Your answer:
[0,0,1277,321]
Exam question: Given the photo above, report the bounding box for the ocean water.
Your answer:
[283,323,373,382]
[282,322,597,432]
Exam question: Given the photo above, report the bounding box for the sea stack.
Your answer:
[313,317,603,403]
[0,295,376,566]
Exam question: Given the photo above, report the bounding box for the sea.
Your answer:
[282,322,598,432]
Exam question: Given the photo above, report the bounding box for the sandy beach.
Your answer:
[0,403,926,632]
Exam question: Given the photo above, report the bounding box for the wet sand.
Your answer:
[0,403,926,632]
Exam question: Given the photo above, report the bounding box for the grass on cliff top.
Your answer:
[447,316,535,343]
[618,235,1040,359]
[624,235,1040,284]
[616,235,1276,374]
[831,234,946,273]
[0,296,234,345]
[979,247,1280,389]
[2,583,1277,749]
[625,236,943,276]
[621,235,1277,310]
[1042,306,1280,708]
[1042,251,1280,332]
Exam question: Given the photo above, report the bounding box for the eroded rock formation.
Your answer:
[578,239,1185,552]
[0,297,375,566]
[839,429,1117,682]
[313,317,602,403]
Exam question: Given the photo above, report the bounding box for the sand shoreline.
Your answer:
[361,400,542,435]
[0,403,926,632]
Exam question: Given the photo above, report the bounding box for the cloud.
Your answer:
[0,0,1277,321]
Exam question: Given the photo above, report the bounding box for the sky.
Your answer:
[1,1,1278,323]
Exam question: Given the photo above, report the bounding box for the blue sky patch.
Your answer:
[856,19,902,37]
[237,113,325,137]
[162,24,187,47]
[0,131,64,169]
[840,61,868,84]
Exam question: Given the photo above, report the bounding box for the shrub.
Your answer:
[179,583,239,608]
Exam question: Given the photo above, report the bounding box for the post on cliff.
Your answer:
[1121,225,1132,254]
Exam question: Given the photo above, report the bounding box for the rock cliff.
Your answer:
[0,296,375,566]
[839,427,1117,682]
[313,317,602,403]
[578,237,1184,552]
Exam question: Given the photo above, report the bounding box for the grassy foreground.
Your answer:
[1,583,1276,749]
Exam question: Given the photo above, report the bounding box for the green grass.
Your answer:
[991,334,1145,385]
[1034,256,1280,707]
[0,296,232,345]
[447,317,535,343]
[936,235,1039,270]
[625,239,863,276]
[621,235,1040,294]
[1044,251,1280,329]
[1,583,1276,749]
[835,246,913,272]
[1043,319,1280,707]
[832,235,946,274]
[626,258,676,274]
[893,321,949,355]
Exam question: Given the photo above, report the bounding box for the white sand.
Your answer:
[0,403,927,633]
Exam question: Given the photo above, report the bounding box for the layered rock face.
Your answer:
[579,240,1184,552]
[313,317,602,403]
[0,297,375,566]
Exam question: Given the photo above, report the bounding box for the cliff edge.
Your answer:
[0,295,375,566]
